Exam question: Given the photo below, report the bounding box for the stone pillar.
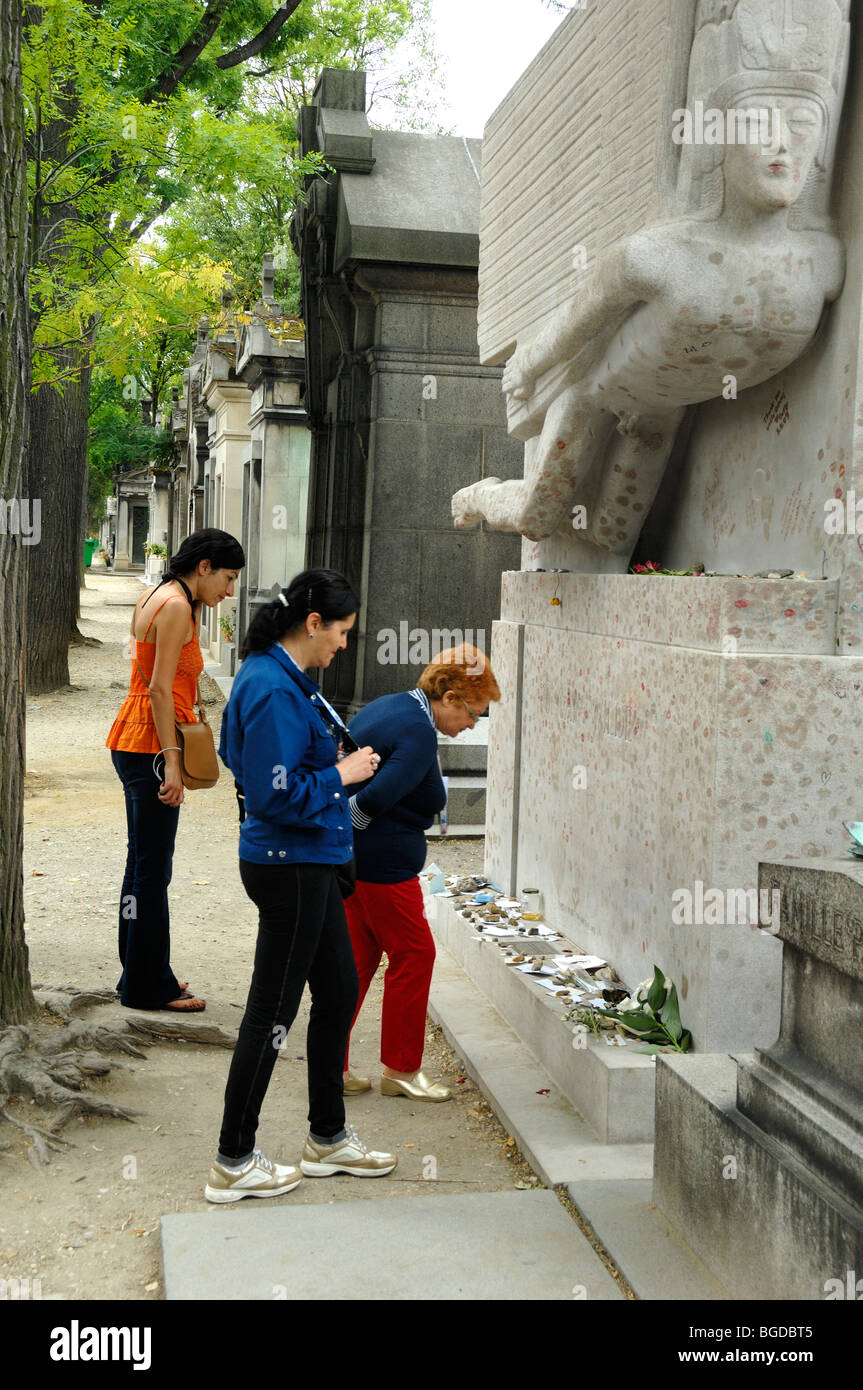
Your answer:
[114,497,131,570]
[145,473,170,584]
[236,315,310,656]
[202,342,251,664]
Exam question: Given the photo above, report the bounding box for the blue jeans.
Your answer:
[111,750,182,1008]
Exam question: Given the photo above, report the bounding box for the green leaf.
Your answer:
[604,1012,666,1041]
[659,984,684,1042]
[646,965,666,1014]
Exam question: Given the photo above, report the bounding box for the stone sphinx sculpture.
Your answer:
[452,0,851,558]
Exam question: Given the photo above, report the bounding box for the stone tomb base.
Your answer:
[485,571,862,1053]
[653,860,863,1301]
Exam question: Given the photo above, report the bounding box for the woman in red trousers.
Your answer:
[343,645,500,1101]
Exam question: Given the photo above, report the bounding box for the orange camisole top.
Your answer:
[105,594,204,755]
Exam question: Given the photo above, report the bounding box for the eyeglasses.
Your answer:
[456,696,486,726]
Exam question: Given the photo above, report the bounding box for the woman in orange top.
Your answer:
[106,528,244,1011]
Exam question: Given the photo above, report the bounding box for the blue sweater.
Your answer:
[348,689,446,884]
[218,644,352,866]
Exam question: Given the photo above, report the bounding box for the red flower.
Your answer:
[632,563,647,573]
[734,599,748,608]
[645,561,661,572]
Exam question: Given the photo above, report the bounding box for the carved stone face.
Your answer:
[723,94,824,211]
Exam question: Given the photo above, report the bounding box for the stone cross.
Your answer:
[262,253,275,303]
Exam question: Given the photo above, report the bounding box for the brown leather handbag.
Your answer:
[174,683,219,790]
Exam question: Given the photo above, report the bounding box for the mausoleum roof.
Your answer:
[333,132,482,272]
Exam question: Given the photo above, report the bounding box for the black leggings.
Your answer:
[217,860,359,1159]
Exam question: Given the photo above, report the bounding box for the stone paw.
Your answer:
[451,479,502,529]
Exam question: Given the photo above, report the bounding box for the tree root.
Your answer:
[0,990,235,1165]
[34,985,119,1021]
[124,1016,235,1049]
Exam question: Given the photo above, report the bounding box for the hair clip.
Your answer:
[277,592,289,607]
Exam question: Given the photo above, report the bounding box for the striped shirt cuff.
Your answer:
[349,796,372,830]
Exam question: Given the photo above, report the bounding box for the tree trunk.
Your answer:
[26,355,91,692]
[0,0,36,1024]
[25,67,93,692]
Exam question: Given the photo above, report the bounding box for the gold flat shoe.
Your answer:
[380,1070,452,1102]
[343,1069,372,1095]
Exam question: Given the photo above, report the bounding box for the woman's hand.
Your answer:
[337,746,379,786]
[158,764,185,807]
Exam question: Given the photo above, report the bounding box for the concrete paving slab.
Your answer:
[567,1180,728,1302]
[160,1190,625,1301]
[428,947,653,1187]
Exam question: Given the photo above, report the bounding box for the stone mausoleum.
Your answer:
[291,68,522,715]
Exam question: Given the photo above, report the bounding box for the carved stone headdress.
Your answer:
[677,0,851,225]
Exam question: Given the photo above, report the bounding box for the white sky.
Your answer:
[420,0,568,137]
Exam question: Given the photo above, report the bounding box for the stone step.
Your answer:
[429,942,653,1187]
[425,889,657,1144]
[438,722,488,773]
[567,1180,728,1302]
[443,774,486,824]
[426,823,484,839]
[428,939,726,1302]
[653,1052,863,1300]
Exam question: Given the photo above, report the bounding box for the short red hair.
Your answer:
[417,645,500,705]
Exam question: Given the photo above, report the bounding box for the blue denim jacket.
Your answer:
[218,643,352,866]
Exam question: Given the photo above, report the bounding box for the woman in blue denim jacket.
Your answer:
[205,570,398,1203]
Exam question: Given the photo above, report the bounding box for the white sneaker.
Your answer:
[299,1123,397,1178]
[205,1149,302,1203]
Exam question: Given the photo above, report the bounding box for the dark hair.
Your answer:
[152,528,245,612]
[169,528,245,578]
[241,568,360,659]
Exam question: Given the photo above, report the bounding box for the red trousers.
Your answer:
[344,877,436,1073]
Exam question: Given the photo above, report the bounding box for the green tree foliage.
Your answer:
[25,0,444,385]
[156,1,446,315]
[23,1,319,687]
[87,380,175,532]
[21,1,442,690]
